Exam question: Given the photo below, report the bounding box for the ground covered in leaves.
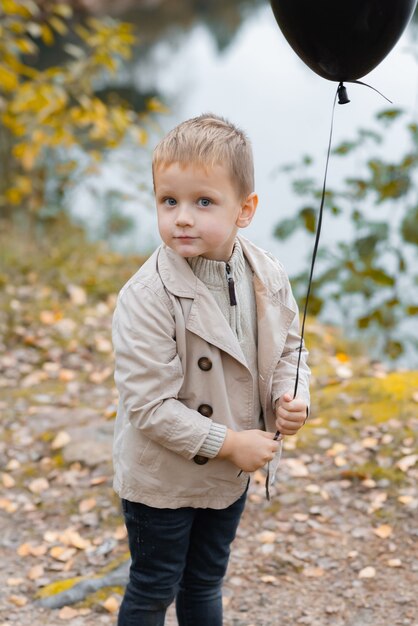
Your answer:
[1,224,417,626]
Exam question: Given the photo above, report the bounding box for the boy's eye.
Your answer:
[198,198,211,207]
[164,197,177,207]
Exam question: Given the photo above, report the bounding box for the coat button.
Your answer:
[193,454,209,465]
[198,404,213,417]
[198,357,212,371]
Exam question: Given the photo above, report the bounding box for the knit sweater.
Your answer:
[187,239,262,458]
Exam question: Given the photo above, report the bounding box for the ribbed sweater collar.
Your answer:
[187,239,245,287]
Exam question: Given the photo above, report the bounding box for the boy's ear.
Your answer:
[236,192,258,228]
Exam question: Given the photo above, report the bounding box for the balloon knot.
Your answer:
[337,82,350,105]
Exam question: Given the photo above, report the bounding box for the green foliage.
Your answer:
[0,0,165,219]
[274,108,418,360]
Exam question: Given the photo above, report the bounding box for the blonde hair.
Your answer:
[152,113,254,200]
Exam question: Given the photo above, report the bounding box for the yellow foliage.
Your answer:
[0,64,19,91]
[0,2,159,212]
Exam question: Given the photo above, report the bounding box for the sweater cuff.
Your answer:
[197,423,227,458]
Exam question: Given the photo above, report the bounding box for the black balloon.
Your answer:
[270,0,418,82]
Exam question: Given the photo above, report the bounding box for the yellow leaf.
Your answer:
[41,24,54,46]
[54,3,73,18]
[146,97,168,113]
[0,64,19,91]
[49,16,68,36]
[15,37,37,54]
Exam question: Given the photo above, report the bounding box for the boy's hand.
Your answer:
[218,429,280,473]
[275,392,308,435]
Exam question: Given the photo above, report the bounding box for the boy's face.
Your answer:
[154,162,257,262]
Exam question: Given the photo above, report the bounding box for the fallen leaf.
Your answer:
[326,443,346,457]
[303,567,325,577]
[0,498,18,513]
[2,473,16,489]
[113,525,127,541]
[51,431,71,450]
[79,498,96,514]
[17,543,31,557]
[285,458,309,477]
[260,575,277,584]
[59,606,79,620]
[6,459,20,471]
[61,529,90,550]
[359,566,376,579]
[396,454,418,472]
[67,284,87,306]
[361,479,377,489]
[334,456,348,467]
[361,437,378,449]
[90,476,108,486]
[21,371,48,387]
[40,310,61,325]
[397,495,416,506]
[44,531,59,543]
[256,531,276,544]
[58,369,76,382]
[28,565,44,580]
[50,546,77,562]
[95,336,112,353]
[6,578,24,587]
[28,478,49,494]
[368,492,387,513]
[305,484,320,494]
[373,525,393,539]
[102,596,120,613]
[381,434,393,445]
[8,594,28,607]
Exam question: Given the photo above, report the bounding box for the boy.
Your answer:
[112,113,310,626]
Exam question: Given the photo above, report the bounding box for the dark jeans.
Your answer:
[118,488,247,626]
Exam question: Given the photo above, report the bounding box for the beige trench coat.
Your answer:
[112,236,310,509]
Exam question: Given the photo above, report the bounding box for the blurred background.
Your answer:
[1,5,418,623]
[1,0,418,363]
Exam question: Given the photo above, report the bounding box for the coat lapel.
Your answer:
[157,245,248,368]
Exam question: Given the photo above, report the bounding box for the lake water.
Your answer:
[72,2,418,268]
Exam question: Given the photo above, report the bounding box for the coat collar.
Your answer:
[157,235,286,300]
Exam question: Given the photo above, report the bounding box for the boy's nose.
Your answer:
[175,205,194,227]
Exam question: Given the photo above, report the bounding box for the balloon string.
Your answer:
[266,79,391,500]
[348,80,393,104]
[265,85,340,501]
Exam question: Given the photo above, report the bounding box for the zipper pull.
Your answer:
[225,263,237,306]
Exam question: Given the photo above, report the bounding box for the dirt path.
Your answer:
[1,277,417,626]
